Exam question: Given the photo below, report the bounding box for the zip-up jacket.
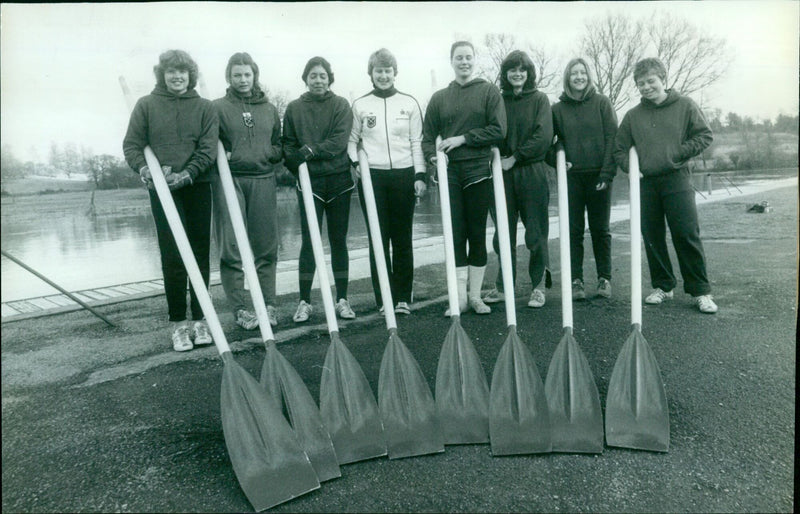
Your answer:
[123,86,218,183]
[501,87,553,167]
[552,88,618,182]
[614,89,712,177]
[348,87,426,182]
[213,88,282,177]
[282,90,353,177]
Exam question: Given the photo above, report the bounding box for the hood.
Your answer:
[151,86,201,100]
[560,84,596,103]
[448,77,487,90]
[502,85,538,99]
[640,88,681,109]
[300,90,335,103]
[224,87,269,105]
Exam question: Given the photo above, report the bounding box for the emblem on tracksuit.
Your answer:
[366,115,376,128]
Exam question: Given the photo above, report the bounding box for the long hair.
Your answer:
[225,52,263,94]
[153,49,198,91]
[301,56,335,86]
[499,50,537,93]
[562,57,595,101]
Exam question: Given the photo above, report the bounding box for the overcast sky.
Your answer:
[1,1,797,162]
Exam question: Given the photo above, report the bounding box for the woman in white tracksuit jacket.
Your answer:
[348,48,427,315]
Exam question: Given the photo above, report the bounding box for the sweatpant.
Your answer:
[447,159,493,268]
[490,161,551,291]
[211,173,278,314]
[148,183,211,322]
[357,167,416,307]
[297,171,354,303]
[640,171,711,296]
[568,171,612,282]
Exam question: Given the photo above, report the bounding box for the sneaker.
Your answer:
[645,288,673,305]
[395,302,411,315]
[482,288,504,304]
[597,278,612,299]
[527,289,546,308]
[335,298,356,319]
[293,300,313,323]
[171,322,193,352]
[235,309,259,330]
[469,296,492,314]
[572,279,586,301]
[694,294,718,314]
[266,305,278,327]
[192,321,213,346]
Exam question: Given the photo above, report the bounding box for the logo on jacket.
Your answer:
[366,115,376,128]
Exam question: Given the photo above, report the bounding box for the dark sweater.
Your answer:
[282,91,353,177]
[552,88,617,182]
[614,90,712,177]
[123,86,218,183]
[421,78,507,164]
[213,88,282,177]
[501,87,553,167]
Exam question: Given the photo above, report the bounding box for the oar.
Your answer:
[297,162,388,464]
[358,149,444,459]
[433,136,490,444]
[1,250,115,327]
[487,147,551,455]
[605,146,670,452]
[215,143,340,482]
[543,148,604,454]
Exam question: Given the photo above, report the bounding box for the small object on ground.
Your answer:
[293,301,312,323]
[192,321,213,346]
[266,305,278,327]
[172,322,193,352]
[335,298,356,319]
[482,288,504,304]
[645,288,673,305]
[597,278,612,298]
[694,294,718,314]
[528,288,546,308]
[572,279,586,301]
[235,309,259,330]
[746,201,771,213]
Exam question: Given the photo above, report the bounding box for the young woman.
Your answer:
[212,52,282,330]
[123,49,218,351]
[349,48,427,315]
[551,57,618,300]
[422,41,507,316]
[481,50,553,309]
[282,56,355,323]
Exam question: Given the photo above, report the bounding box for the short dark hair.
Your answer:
[634,57,667,84]
[301,56,334,86]
[225,52,262,94]
[450,40,475,59]
[153,49,198,91]
[499,50,537,92]
[368,48,397,75]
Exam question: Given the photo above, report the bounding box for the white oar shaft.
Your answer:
[490,148,516,328]
[298,163,340,333]
[556,149,573,329]
[357,151,397,330]
[215,141,275,342]
[434,137,461,318]
[629,147,642,326]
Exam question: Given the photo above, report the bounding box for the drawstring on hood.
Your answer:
[225,87,268,144]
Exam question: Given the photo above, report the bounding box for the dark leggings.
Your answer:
[567,171,612,282]
[149,183,211,322]
[449,178,493,267]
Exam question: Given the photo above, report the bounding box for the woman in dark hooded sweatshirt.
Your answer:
[282,56,355,323]
[551,57,618,301]
[422,41,507,317]
[481,50,553,309]
[123,49,218,352]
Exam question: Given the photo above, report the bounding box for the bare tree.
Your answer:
[264,88,291,120]
[479,33,558,94]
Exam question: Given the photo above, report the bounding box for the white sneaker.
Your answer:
[395,302,411,315]
[645,288,673,305]
[192,321,213,346]
[266,305,278,327]
[694,294,718,314]
[235,309,259,330]
[597,278,612,299]
[335,298,356,319]
[527,289,545,308]
[482,288,504,304]
[293,301,313,323]
[469,296,492,314]
[172,322,193,352]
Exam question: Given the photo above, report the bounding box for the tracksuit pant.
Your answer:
[567,171,612,282]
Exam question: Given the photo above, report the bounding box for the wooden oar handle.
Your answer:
[434,136,461,318]
[357,150,397,331]
[555,149,573,330]
[297,163,339,334]
[215,141,275,344]
[490,148,516,328]
[629,147,642,326]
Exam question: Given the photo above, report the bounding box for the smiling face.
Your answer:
[164,67,189,95]
[569,63,589,93]
[506,65,528,92]
[451,45,475,82]
[306,64,330,96]
[636,72,668,104]
[229,64,254,96]
[371,66,395,90]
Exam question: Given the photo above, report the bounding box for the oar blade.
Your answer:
[220,354,320,511]
[378,331,445,459]
[489,329,551,455]
[605,328,670,452]
[544,331,604,454]
[260,344,341,482]
[320,334,387,464]
[435,319,490,444]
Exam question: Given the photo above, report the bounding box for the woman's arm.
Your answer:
[122,97,149,173]
[599,96,619,182]
[680,99,713,160]
[511,93,552,162]
[462,86,507,147]
[181,101,219,181]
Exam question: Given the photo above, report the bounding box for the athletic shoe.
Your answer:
[482,288,504,304]
[694,294,718,314]
[395,302,411,315]
[572,279,586,301]
[645,288,673,305]
[469,296,492,314]
[192,321,213,346]
[171,322,193,352]
[266,305,278,327]
[335,298,356,319]
[597,278,612,299]
[235,309,259,330]
[293,301,313,323]
[527,289,546,308]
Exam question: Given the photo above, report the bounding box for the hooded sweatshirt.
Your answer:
[552,87,618,182]
[614,89,712,177]
[123,86,218,183]
[421,78,507,165]
[213,88,282,177]
[281,90,353,177]
[501,86,553,166]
